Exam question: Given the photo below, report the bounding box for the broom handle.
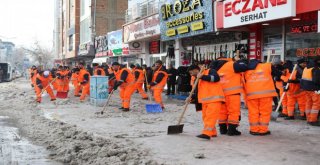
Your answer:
[40,78,57,95]
[275,64,298,113]
[144,69,152,102]
[102,89,114,112]
[177,67,205,125]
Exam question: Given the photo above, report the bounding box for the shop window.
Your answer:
[262,27,283,62]
[68,35,74,51]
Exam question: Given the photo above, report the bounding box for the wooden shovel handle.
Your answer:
[275,64,298,113]
[177,67,205,125]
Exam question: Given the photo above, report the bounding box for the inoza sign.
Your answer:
[223,0,296,28]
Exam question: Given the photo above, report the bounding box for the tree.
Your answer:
[23,40,54,69]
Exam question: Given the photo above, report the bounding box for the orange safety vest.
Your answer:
[135,69,145,83]
[94,68,106,76]
[36,74,50,87]
[77,69,90,83]
[31,69,38,84]
[197,69,225,104]
[244,63,277,100]
[301,67,317,91]
[217,61,243,96]
[114,68,135,87]
[151,69,168,89]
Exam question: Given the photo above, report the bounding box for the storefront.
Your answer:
[123,13,164,66]
[93,35,108,65]
[217,0,320,61]
[78,41,95,64]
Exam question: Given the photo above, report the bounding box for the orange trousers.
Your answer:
[74,84,81,96]
[57,79,69,92]
[247,97,273,133]
[287,91,306,117]
[281,92,288,115]
[153,88,164,107]
[135,83,148,99]
[305,91,320,122]
[219,94,241,125]
[202,102,221,137]
[119,84,136,109]
[52,81,59,91]
[80,83,90,101]
[35,86,56,102]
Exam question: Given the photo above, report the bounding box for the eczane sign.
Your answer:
[223,0,296,28]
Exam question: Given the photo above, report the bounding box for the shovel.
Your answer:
[167,67,204,134]
[144,70,162,113]
[271,64,298,121]
[98,89,115,115]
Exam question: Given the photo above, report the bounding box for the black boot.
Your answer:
[227,124,241,136]
[308,122,320,127]
[196,134,211,140]
[260,131,271,136]
[285,116,295,120]
[299,115,306,120]
[249,131,260,136]
[123,108,130,112]
[219,124,228,135]
[278,113,288,118]
[119,107,125,110]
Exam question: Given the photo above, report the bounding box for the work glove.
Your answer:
[113,81,122,91]
[31,84,34,88]
[80,80,87,85]
[150,82,156,86]
[284,87,289,92]
[38,84,43,89]
[288,79,299,84]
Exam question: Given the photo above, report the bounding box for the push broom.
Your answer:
[167,67,205,134]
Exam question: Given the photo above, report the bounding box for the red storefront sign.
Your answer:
[296,47,320,57]
[149,41,160,54]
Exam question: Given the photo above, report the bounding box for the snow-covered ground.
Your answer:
[0,78,319,165]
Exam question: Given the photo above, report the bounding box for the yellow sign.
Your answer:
[177,26,189,34]
[191,21,204,31]
[166,29,176,37]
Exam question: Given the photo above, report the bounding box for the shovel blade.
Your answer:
[146,104,162,113]
[167,124,184,134]
[271,111,279,121]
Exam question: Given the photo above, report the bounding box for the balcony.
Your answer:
[125,0,160,23]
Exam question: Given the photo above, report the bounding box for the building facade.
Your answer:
[80,0,127,65]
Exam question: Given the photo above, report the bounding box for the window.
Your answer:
[80,17,91,44]
[262,26,283,61]
[68,35,74,51]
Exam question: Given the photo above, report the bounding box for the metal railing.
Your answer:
[125,0,159,23]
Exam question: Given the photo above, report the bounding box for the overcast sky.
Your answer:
[0,0,54,48]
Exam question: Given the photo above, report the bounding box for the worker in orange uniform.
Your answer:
[76,63,90,101]
[301,58,320,126]
[35,70,56,103]
[56,66,70,93]
[187,65,225,140]
[244,59,281,136]
[30,65,38,88]
[149,60,168,109]
[71,67,80,96]
[131,64,148,100]
[111,62,136,112]
[277,61,293,117]
[285,59,307,120]
[210,57,247,136]
[273,62,286,117]
[107,65,115,94]
[93,63,106,76]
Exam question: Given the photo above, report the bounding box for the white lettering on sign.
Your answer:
[123,14,160,43]
[223,0,296,28]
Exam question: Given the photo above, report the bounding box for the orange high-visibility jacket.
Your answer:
[135,69,145,83]
[244,63,277,100]
[94,68,106,76]
[71,73,79,86]
[151,70,168,89]
[78,69,90,83]
[115,68,135,87]
[36,74,50,87]
[198,69,225,104]
[217,61,243,96]
[301,67,318,91]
